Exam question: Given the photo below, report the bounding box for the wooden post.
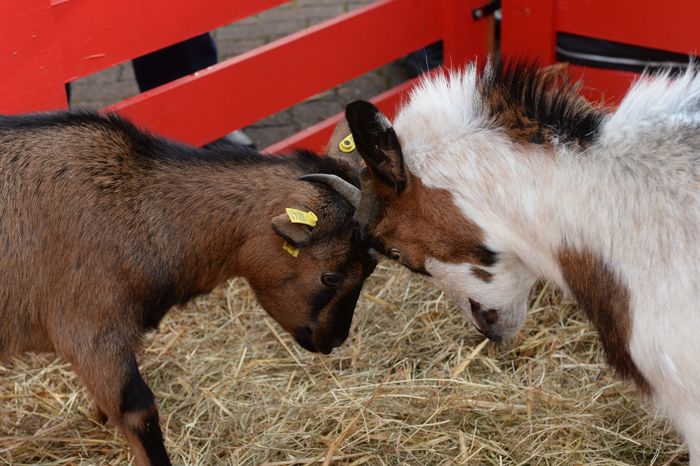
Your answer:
[501,0,556,64]
[0,0,67,113]
[443,0,491,68]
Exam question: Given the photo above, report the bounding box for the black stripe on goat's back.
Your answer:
[0,109,357,180]
[479,57,606,147]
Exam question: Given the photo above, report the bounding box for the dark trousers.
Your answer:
[132,33,217,92]
[67,33,218,100]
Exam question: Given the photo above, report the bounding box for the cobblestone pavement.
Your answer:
[70,0,410,149]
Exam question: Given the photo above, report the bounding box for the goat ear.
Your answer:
[325,117,364,173]
[271,213,313,247]
[345,100,406,193]
[327,118,355,158]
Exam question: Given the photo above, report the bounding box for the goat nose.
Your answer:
[294,326,319,353]
[469,299,502,342]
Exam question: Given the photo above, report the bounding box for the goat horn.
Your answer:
[353,167,378,229]
[298,174,361,209]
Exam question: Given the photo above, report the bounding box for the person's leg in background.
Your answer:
[131,33,217,92]
[132,33,255,148]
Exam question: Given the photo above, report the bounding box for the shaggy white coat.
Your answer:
[392,64,700,460]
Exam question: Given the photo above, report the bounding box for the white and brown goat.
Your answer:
[312,60,700,461]
[0,111,376,466]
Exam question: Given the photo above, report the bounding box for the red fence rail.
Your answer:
[4,1,700,151]
[0,0,491,153]
[501,0,700,104]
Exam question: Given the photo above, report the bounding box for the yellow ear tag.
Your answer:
[339,134,355,153]
[285,208,318,227]
[283,241,300,258]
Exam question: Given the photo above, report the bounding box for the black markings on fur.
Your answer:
[121,357,171,465]
[310,288,337,321]
[362,233,386,255]
[345,100,407,192]
[473,245,498,267]
[481,58,605,146]
[294,326,315,352]
[0,110,360,185]
[136,409,170,466]
[310,230,376,322]
[141,279,184,331]
[327,284,363,347]
[121,357,155,414]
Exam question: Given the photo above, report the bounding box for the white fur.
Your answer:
[426,252,536,339]
[392,63,700,461]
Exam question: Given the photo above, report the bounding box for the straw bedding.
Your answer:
[0,261,686,465]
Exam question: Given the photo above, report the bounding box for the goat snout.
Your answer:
[469,299,502,342]
[316,329,348,355]
[293,326,321,353]
[293,326,341,355]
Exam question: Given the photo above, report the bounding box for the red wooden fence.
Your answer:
[0,0,491,153]
[501,0,700,104]
[8,1,693,150]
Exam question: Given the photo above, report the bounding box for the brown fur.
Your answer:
[326,117,360,163]
[479,59,606,148]
[367,173,495,273]
[470,266,494,282]
[484,87,555,147]
[342,100,495,275]
[0,111,376,465]
[120,404,166,466]
[123,429,151,466]
[557,246,651,394]
[122,406,158,432]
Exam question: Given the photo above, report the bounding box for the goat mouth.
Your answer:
[468,299,503,343]
[313,335,340,355]
[293,327,337,354]
[474,326,503,343]
[293,326,346,354]
[294,326,319,353]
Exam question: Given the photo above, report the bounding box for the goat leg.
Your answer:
[64,343,172,466]
[118,356,171,466]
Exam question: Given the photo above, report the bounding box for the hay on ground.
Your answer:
[0,261,685,465]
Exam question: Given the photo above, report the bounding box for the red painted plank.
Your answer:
[266,64,638,155]
[567,65,637,106]
[501,0,556,64]
[557,0,700,56]
[52,0,291,82]
[111,0,441,146]
[0,0,67,113]
[443,0,490,67]
[264,79,418,154]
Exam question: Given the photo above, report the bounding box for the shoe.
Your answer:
[222,130,256,149]
[204,129,257,150]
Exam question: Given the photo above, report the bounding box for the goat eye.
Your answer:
[388,248,402,262]
[321,272,343,287]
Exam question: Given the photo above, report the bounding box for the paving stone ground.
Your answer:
[70,0,411,149]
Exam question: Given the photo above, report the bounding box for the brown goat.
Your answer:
[0,111,376,466]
